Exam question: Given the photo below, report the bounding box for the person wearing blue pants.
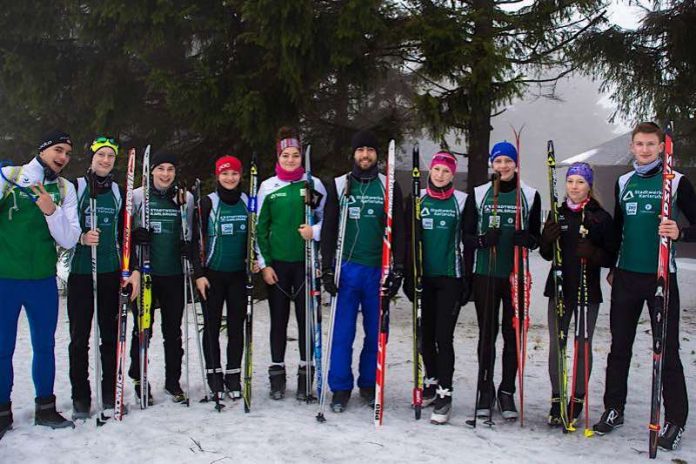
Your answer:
[320,129,405,412]
[0,130,81,440]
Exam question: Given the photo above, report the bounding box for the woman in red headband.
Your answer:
[405,151,469,424]
[191,155,251,400]
[255,127,327,401]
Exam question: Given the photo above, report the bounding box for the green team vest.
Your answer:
[257,181,305,263]
[70,178,121,274]
[420,190,466,278]
[617,170,682,273]
[0,177,62,279]
[473,181,534,278]
[338,174,386,268]
[148,193,183,276]
[206,192,249,273]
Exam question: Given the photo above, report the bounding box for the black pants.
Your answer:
[202,270,246,374]
[67,271,120,403]
[267,260,308,365]
[603,269,688,427]
[422,276,462,390]
[473,274,518,394]
[128,274,185,389]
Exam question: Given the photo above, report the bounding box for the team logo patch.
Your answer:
[423,218,434,229]
[349,206,360,219]
[221,223,234,235]
[151,222,162,233]
[488,216,500,228]
[626,202,638,215]
[645,203,653,211]
[440,220,446,226]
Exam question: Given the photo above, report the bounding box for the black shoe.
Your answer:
[593,408,624,435]
[422,378,438,407]
[165,383,188,404]
[134,380,154,406]
[497,390,518,421]
[34,395,75,429]
[331,390,351,413]
[359,387,375,407]
[658,422,684,451]
[567,396,584,426]
[430,387,452,425]
[225,371,242,401]
[72,398,91,420]
[0,402,12,441]
[475,388,495,418]
[207,371,225,396]
[548,397,562,427]
[268,365,286,400]
[296,366,316,401]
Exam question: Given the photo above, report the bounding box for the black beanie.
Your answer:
[38,130,72,152]
[351,130,379,153]
[151,150,178,169]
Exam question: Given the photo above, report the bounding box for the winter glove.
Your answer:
[513,229,537,249]
[459,277,472,307]
[180,240,193,260]
[576,238,599,264]
[477,228,501,249]
[322,269,337,296]
[384,270,403,299]
[132,227,152,246]
[541,220,561,246]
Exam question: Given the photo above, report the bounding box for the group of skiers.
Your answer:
[0,123,692,456]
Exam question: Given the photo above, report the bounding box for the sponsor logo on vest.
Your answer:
[439,220,446,226]
[152,222,162,233]
[221,223,234,235]
[488,216,500,228]
[421,207,431,217]
[645,203,652,211]
[423,218,433,229]
[623,190,635,201]
[626,202,638,215]
[349,206,360,219]
[368,209,374,215]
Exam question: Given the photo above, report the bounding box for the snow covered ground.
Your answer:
[3,253,696,463]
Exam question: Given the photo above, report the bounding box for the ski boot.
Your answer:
[134,380,154,406]
[207,371,225,401]
[567,396,584,428]
[268,365,286,400]
[422,377,438,407]
[359,387,375,408]
[658,422,684,451]
[331,390,351,413]
[548,397,562,427]
[35,395,75,429]
[475,388,495,418]
[497,390,518,422]
[592,408,624,435]
[165,382,188,404]
[430,387,452,425]
[225,370,242,401]
[296,365,315,402]
[0,402,12,441]
[71,398,91,420]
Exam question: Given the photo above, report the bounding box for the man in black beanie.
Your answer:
[0,130,81,439]
[129,150,194,404]
[320,129,405,412]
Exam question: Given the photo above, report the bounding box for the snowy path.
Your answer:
[2,253,696,463]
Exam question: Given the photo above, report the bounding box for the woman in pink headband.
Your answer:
[405,150,469,424]
[255,126,327,401]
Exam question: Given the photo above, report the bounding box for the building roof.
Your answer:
[559,132,633,167]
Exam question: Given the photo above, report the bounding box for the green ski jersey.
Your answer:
[256,174,326,268]
[420,189,467,278]
[70,177,121,274]
[205,192,249,273]
[473,180,536,278]
[617,169,683,274]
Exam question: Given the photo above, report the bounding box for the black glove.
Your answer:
[477,228,501,248]
[459,277,472,307]
[513,229,536,248]
[384,270,403,299]
[576,238,598,262]
[133,227,152,245]
[180,240,192,260]
[322,269,337,296]
[541,220,561,245]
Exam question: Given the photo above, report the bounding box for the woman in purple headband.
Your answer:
[539,162,617,429]
[256,126,327,401]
